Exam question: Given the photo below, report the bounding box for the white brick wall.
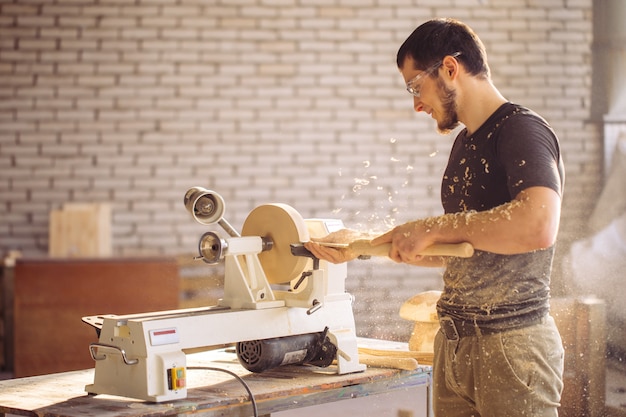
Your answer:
[0,0,598,340]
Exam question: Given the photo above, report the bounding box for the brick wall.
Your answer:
[0,0,599,340]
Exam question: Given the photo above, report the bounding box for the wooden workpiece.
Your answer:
[241,204,310,284]
[0,345,431,417]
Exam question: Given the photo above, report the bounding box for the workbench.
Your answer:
[0,343,431,417]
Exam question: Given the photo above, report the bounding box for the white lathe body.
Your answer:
[82,188,365,402]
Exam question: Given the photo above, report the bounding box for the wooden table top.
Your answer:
[0,342,431,417]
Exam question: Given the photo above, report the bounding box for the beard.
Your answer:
[435,78,460,134]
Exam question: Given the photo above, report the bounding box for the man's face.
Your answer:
[401,56,460,134]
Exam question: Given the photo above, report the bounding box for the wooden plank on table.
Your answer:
[13,258,180,377]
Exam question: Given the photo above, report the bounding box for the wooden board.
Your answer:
[49,203,112,257]
[0,347,431,417]
[13,258,180,377]
[551,297,607,417]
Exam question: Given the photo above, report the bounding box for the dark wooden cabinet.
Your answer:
[11,258,179,377]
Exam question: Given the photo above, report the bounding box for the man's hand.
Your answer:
[371,221,436,263]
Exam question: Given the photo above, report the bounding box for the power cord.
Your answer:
[187,366,258,417]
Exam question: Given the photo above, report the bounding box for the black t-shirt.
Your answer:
[442,102,564,213]
[437,102,565,327]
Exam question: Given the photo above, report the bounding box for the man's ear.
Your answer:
[442,55,460,80]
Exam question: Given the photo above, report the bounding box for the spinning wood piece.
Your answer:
[241,203,310,284]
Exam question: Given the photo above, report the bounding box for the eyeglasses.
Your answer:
[406,52,462,98]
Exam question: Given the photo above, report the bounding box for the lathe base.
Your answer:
[84,298,365,402]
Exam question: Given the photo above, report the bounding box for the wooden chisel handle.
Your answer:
[333,239,474,258]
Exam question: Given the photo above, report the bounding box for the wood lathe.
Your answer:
[81,188,367,402]
[81,188,472,403]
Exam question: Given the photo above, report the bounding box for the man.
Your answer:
[305,18,565,417]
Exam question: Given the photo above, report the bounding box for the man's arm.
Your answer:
[372,186,561,263]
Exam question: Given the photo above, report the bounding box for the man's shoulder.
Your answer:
[504,103,549,125]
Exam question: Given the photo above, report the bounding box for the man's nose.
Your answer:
[413,96,424,112]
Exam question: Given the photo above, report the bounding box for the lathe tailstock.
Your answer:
[82,188,365,402]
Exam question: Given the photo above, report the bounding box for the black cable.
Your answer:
[187,366,258,417]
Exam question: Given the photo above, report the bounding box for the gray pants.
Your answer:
[432,315,564,417]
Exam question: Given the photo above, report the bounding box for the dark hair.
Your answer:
[396,18,490,79]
